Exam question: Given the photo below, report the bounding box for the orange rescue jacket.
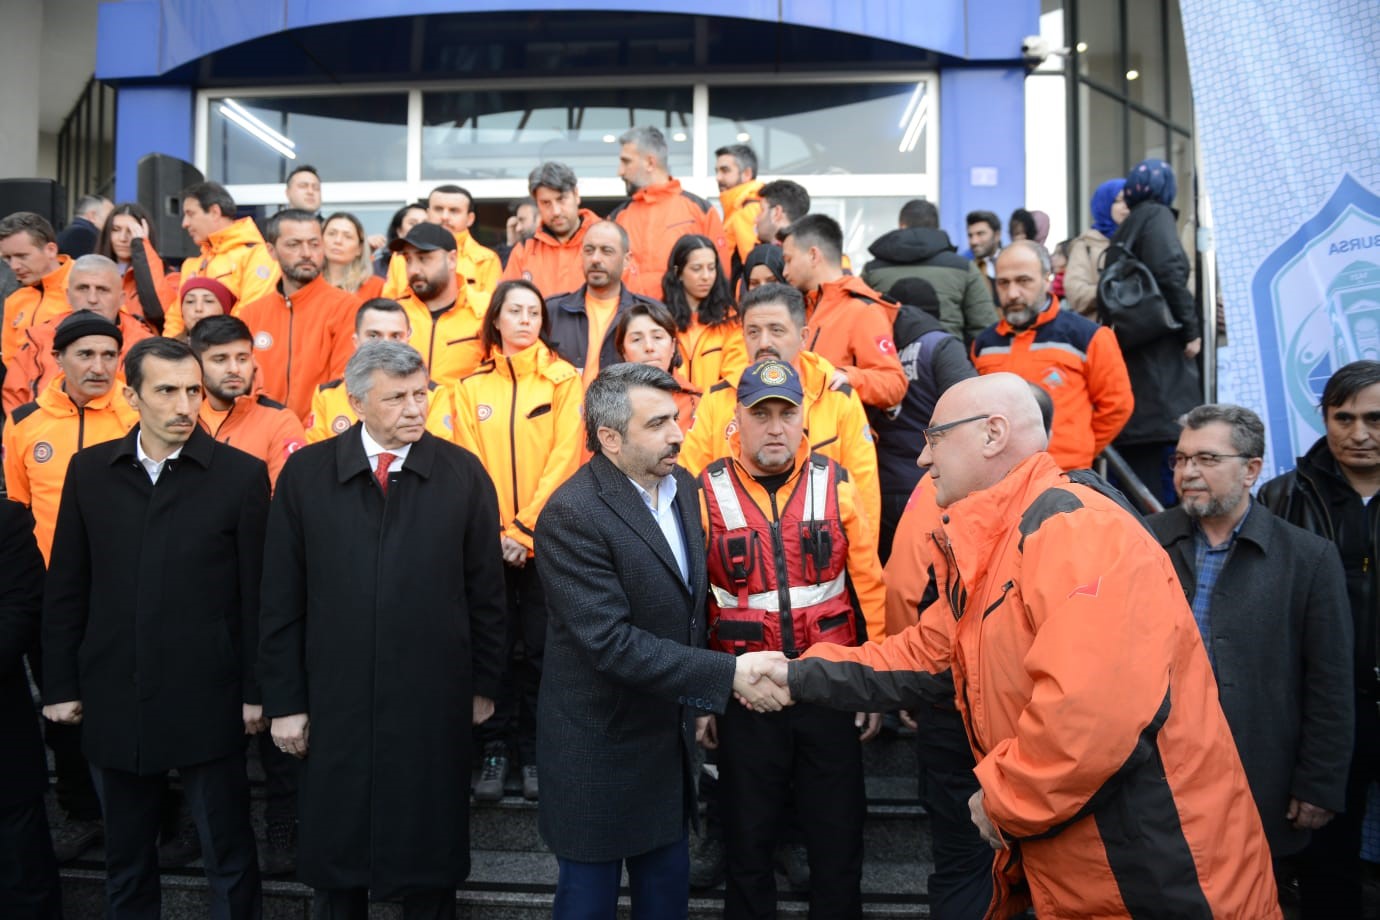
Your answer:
[197,393,307,489]
[2,376,138,562]
[2,257,72,365]
[448,342,583,552]
[678,317,748,394]
[3,312,155,417]
[305,377,453,445]
[612,179,731,299]
[804,275,908,410]
[237,275,358,422]
[681,350,880,538]
[165,218,280,337]
[395,285,492,387]
[793,452,1281,919]
[501,208,603,298]
[719,179,763,265]
[382,228,502,301]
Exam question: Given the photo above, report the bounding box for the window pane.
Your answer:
[1126,0,1166,115]
[1075,0,1122,90]
[207,95,407,185]
[708,82,931,175]
[421,88,693,181]
[1079,88,1126,230]
[1167,0,1193,126]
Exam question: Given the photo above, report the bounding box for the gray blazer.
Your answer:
[535,453,738,861]
[1148,501,1354,856]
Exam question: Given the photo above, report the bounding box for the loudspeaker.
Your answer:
[0,179,67,229]
[137,154,203,262]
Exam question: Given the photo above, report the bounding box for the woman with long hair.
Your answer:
[96,202,179,331]
[374,201,427,278]
[614,300,702,433]
[448,279,583,803]
[660,234,748,392]
[322,212,384,300]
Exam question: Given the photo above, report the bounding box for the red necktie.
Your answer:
[374,452,396,495]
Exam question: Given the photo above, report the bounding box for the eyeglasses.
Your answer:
[1170,452,1250,469]
[923,414,990,447]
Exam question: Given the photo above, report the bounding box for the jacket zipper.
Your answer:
[506,357,520,520]
[285,296,295,400]
[76,404,85,449]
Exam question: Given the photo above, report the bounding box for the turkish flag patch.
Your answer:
[875,336,897,355]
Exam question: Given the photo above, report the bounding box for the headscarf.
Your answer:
[1089,179,1126,237]
[738,243,786,302]
[1123,159,1177,208]
[1030,210,1050,245]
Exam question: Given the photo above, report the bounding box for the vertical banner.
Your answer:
[1179,0,1380,475]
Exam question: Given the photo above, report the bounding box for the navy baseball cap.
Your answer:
[388,222,456,253]
[737,360,803,408]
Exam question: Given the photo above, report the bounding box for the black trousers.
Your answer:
[879,491,912,567]
[1297,693,1380,919]
[477,561,547,763]
[312,887,455,920]
[914,705,991,920]
[0,795,61,919]
[91,750,261,920]
[717,701,865,919]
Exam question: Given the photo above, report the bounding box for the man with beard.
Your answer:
[502,162,608,298]
[388,222,491,386]
[715,144,763,272]
[236,209,357,422]
[964,210,1002,298]
[381,185,501,301]
[681,283,879,537]
[1149,405,1352,889]
[970,241,1133,471]
[611,126,730,299]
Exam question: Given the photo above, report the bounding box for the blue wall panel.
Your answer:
[113,86,195,202]
[939,67,1027,248]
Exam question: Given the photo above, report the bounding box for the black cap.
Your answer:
[53,311,122,352]
[388,222,456,253]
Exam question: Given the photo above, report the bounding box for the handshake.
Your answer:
[731,651,793,712]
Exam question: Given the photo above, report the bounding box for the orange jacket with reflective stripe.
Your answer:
[447,342,583,552]
[382,229,502,301]
[165,218,280,337]
[719,179,763,264]
[805,275,908,409]
[197,393,306,490]
[677,317,748,395]
[304,377,452,445]
[792,452,1280,919]
[2,376,138,562]
[237,276,358,422]
[501,208,603,298]
[612,179,731,299]
[680,350,880,537]
[2,257,72,366]
[3,311,155,417]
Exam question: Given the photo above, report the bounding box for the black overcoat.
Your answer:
[535,454,738,862]
[258,426,507,897]
[42,426,270,774]
[0,500,47,807]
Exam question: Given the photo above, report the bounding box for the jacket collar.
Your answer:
[589,452,697,596]
[334,422,437,484]
[555,283,638,314]
[533,208,600,248]
[632,178,682,205]
[994,295,1061,336]
[110,424,215,468]
[941,452,1066,587]
[1157,499,1270,554]
[204,217,264,256]
[720,180,763,218]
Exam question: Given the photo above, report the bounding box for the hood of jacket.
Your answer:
[204,216,267,257]
[867,227,957,265]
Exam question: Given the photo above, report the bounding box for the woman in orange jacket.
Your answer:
[449,279,583,801]
[614,300,702,433]
[97,203,180,332]
[322,212,384,301]
[661,234,748,393]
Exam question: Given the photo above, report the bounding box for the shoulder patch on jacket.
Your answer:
[1018,487,1084,551]
[254,394,289,411]
[679,189,712,212]
[319,378,344,391]
[11,400,40,426]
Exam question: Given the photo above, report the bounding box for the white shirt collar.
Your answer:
[135,434,184,483]
[360,425,412,464]
[628,473,677,512]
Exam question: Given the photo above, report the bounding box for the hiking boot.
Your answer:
[521,764,539,801]
[474,743,508,802]
[52,817,103,864]
[260,820,296,877]
[775,841,810,892]
[157,820,202,868]
[689,829,725,889]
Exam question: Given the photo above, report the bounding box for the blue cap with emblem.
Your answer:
[737,359,803,408]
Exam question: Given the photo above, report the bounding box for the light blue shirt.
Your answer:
[629,474,690,585]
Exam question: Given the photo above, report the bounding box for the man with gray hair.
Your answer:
[536,361,784,918]
[611,125,731,299]
[57,194,114,258]
[259,340,507,919]
[1148,404,1353,871]
[502,160,603,297]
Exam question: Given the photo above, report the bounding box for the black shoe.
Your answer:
[775,842,810,892]
[521,764,539,801]
[260,820,296,877]
[157,819,202,868]
[474,743,508,802]
[52,818,103,864]
[689,830,725,889]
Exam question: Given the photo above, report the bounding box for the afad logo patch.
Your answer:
[477,404,493,422]
[875,336,897,356]
[32,441,53,463]
[331,415,352,434]
[253,331,274,350]
[723,419,738,439]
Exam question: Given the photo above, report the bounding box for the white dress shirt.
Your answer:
[361,426,411,474]
[628,473,690,585]
[136,436,184,485]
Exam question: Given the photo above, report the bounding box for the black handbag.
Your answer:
[1097,210,1182,350]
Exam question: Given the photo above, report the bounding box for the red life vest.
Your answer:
[701,453,858,657]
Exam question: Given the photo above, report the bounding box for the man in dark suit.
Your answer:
[535,361,782,920]
[1148,404,1353,875]
[42,336,269,919]
[259,341,507,920]
[0,500,60,917]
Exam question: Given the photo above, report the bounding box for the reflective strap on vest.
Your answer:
[710,570,847,612]
[706,464,747,530]
[804,457,829,523]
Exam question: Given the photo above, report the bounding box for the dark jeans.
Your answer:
[477,561,547,764]
[717,701,865,919]
[312,887,454,920]
[914,704,991,920]
[0,795,61,919]
[91,750,261,920]
[553,832,689,920]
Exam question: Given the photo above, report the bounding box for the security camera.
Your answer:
[1022,35,1052,65]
